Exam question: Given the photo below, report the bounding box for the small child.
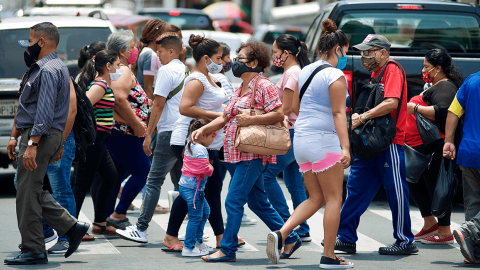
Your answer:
[180,118,216,257]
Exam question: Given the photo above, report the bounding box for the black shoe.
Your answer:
[299,232,312,242]
[65,221,90,258]
[4,251,48,265]
[321,238,356,254]
[379,242,419,255]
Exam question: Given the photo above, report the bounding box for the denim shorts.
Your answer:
[293,133,342,173]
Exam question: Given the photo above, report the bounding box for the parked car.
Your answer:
[137,8,214,31]
[252,24,308,47]
[0,15,116,168]
[23,0,132,17]
[107,14,153,39]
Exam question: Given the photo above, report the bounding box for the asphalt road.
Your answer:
[0,166,471,270]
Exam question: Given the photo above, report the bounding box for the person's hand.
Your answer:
[351,113,362,129]
[236,110,253,127]
[52,147,64,163]
[443,142,456,160]
[182,46,187,54]
[191,128,205,145]
[407,103,416,114]
[7,139,17,160]
[340,148,351,169]
[23,146,38,171]
[133,121,147,138]
[143,135,152,156]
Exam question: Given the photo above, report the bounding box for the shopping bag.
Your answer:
[431,158,458,218]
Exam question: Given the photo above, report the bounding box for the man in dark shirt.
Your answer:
[4,22,89,265]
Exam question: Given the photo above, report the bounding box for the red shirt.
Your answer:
[405,95,445,148]
[371,60,407,145]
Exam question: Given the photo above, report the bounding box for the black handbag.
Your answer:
[415,106,442,146]
[404,144,432,183]
[350,61,406,160]
[432,158,458,218]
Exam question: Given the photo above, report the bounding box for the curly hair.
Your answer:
[237,39,271,69]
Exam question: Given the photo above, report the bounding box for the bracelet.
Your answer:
[10,137,17,141]
[363,112,369,121]
[415,104,420,111]
[358,115,365,124]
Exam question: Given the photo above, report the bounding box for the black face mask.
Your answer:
[231,59,263,78]
[23,41,42,68]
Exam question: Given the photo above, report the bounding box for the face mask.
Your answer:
[110,66,122,81]
[126,48,139,65]
[272,52,287,67]
[24,51,36,68]
[206,57,223,74]
[231,59,263,78]
[24,41,42,68]
[422,68,436,84]
[361,50,381,71]
[223,61,232,72]
[336,47,347,70]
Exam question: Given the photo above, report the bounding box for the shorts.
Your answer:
[293,133,342,173]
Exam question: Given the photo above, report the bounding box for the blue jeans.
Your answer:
[263,129,309,235]
[14,131,76,241]
[220,159,299,257]
[179,185,210,250]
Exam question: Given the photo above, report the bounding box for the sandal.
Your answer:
[319,256,354,269]
[92,223,117,235]
[202,254,236,262]
[82,233,95,242]
[280,238,302,259]
[106,217,132,230]
[161,244,183,252]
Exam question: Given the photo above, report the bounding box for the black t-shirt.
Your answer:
[422,80,457,134]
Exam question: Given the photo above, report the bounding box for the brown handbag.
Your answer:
[234,77,291,156]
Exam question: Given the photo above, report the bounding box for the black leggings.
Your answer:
[72,131,118,223]
[166,145,225,236]
[408,143,451,226]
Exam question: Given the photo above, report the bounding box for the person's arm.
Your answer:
[143,75,155,100]
[179,79,223,119]
[110,65,146,137]
[292,83,300,116]
[191,114,228,143]
[52,79,77,163]
[330,78,351,168]
[86,84,106,106]
[414,105,435,121]
[282,88,295,117]
[443,111,459,160]
[7,110,20,160]
[143,96,166,155]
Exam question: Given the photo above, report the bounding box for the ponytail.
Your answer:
[275,34,311,69]
[185,118,212,156]
[78,50,118,92]
[425,49,464,89]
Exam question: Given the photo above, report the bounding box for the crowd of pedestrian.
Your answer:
[4,16,480,268]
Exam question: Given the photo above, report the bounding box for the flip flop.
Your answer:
[161,244,183,252]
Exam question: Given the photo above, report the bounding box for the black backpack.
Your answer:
[350,61,405,160]
[71,76,96,163]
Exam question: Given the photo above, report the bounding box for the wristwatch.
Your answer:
[28,140,39,147]
[10,137,17,141]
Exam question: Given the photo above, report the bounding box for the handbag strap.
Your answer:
[248,76,264,112]
[299,64,332,102]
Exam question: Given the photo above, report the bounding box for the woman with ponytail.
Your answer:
[73,50,121,235]
[78,41,107,70]
[262,34,311,242]
[405,48,464,245]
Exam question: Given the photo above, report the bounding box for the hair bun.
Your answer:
[188,34,204,49]
[322,19,338,33]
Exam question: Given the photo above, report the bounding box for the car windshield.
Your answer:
[0,27,112,79]
[338,11,480,53]
[139,12,213,30]
[263,30,305,45]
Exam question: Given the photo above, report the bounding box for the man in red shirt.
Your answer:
[333,35,417,255]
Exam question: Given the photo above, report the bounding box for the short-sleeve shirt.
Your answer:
[405,95,444,148]
[295,60,346,137]
[87,78,115,132]
[153,59,185,133]
[223,73,282,164]
[371,60,407,145]
[179,142,209,191]
[277,65,300,128]
[451,71,480,170]
[136,47,162,88]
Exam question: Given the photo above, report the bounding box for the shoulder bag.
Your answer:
[234,77,291,155]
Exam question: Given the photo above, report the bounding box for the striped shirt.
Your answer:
[87,78,115,132]
[16,52,70,137]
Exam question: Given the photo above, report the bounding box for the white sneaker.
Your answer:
[182,246,209,257]
[179,233,209,241]
[195,242,214,252]
[116,225,148,243]
[168,191,179,211]
[241,214,257,225]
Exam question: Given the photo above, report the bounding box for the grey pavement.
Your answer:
[0,166,471,270]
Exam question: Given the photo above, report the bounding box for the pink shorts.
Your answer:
[293,133,342,173]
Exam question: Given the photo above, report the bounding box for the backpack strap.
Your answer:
[299,64,331,102]
[374,60,406,123]
[167,65,190,100]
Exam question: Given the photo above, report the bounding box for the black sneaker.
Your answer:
[48,240,69,254]
[379,242,419,255]
[299,232,312,242]
[321,238,356,254]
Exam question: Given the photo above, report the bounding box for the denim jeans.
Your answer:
[14,131,76,242]
[263,129,309,235]
[137,131,178,232]
[179,185,210,250]
[220,159,299,257]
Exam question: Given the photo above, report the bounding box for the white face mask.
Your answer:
[206,57,223,74]
[109,67,122,81]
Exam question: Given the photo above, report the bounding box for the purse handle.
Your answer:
[248,76,263,115]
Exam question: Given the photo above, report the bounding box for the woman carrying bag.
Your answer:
[405,48,464,244]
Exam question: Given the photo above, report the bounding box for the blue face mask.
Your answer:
[336,47,347,70]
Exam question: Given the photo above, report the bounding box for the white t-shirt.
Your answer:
[211,73,235,105]
[153,59,185,133]
[294,60,347,137]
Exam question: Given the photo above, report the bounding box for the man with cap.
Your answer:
[4,22,89,265]
[334,34,417,255]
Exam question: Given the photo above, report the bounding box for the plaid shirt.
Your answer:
[223,73,282,164]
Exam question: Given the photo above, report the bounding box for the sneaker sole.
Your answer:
[48,250,67,254]
[454,229,475,263]
[379,247,419,255]
[116,231,148,244]
[182,252,209,257]
[241,222,257,225]
[266,232,280,264]
[414,230,438,240]
[301,237,312,242]
[320,263,354,269]
[420,239,454,245]
[44,232,58,243]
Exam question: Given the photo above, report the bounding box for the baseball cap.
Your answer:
[18,40,30,48]
[353,34,391,51]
